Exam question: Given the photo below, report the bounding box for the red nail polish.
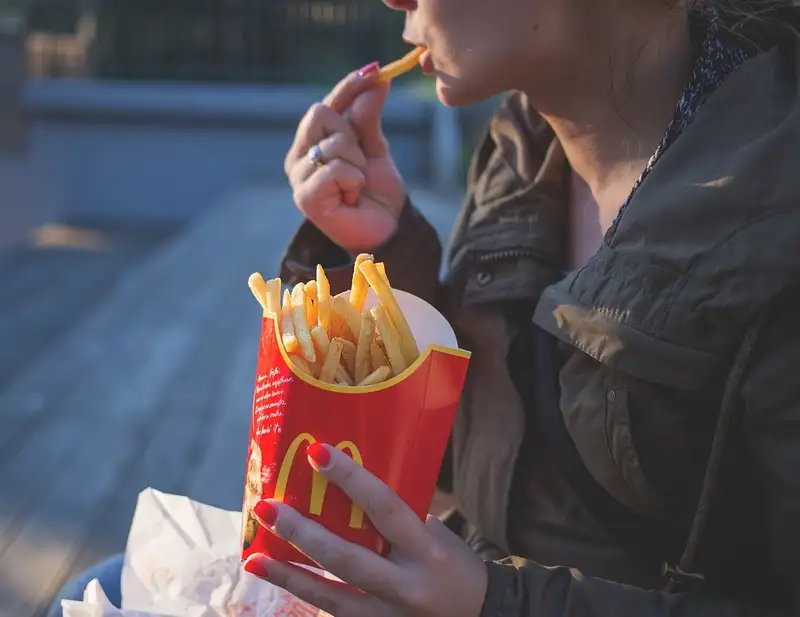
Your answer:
[306,442,332,469]
[253,501,278,527]
[357,61,380,77]
[244,557,270,580]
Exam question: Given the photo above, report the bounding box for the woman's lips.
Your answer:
[420,48,434,75]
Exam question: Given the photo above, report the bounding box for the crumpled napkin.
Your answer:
[62,489,327,617]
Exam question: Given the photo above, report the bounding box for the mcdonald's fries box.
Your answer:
[240,288,470,566]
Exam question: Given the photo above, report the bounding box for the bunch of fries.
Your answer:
[248,255,420,387]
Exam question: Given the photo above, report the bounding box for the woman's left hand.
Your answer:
[243,443,488,617]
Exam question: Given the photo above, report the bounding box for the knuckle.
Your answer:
[325,158,347,175]
[326,132,346,152]
[293,188,310,214]
[265,564,289,588]
[307,102,329,124]
[315,543,351,574]
[283,151,295,178]
[303,590,340,617]
[334,458,358,485]
[423,541,450,570]
[277,517,301,546]
[363,491,397,522]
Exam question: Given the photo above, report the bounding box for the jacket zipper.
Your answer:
[474,248,540,263]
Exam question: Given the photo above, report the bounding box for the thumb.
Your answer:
[349,80,391,158]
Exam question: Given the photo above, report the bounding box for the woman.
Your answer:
[50,0,800,615]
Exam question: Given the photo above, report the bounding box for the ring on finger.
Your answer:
[308,144,325,169]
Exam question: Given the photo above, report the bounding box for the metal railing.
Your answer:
[26,0,410,84]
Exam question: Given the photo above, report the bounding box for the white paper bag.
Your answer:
[63,489,326,617]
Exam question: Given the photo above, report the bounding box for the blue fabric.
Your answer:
[46,553,125,617]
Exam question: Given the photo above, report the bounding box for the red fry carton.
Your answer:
[240,288,470,567]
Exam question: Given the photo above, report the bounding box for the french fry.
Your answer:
[265,278,282,315]
[332,296,363,342]
[371,304,407,376]
[370,340,388,374]
[319,338,344,383]
[281,289,299,353]
[290,355,315,378]
[311,325,351,384]
[316,265,332,328]
[355,312,376,384]
[375,262,387,282]
[336,366,354,385]
[310,326,330,356]
[329,311,353,343]
[378,46,425,83]
[338,338,357,377]
[360,261,419,364]
[350,253,373,313]
[291,284,317,363]
[357,365,391,387]
[248,273,268,312]
[305,280,318,325]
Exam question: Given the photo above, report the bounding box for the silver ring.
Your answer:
[308,143,325,169]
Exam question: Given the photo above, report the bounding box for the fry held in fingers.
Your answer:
[378,46,425,83]
[247,261,421,387]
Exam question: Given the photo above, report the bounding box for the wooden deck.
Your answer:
[0,185,457,617]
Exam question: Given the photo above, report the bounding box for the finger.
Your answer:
[289,132,367,188]
[294,160,366,218]
[348,85,391,159]
[285,103,359,177]
[258,501,405,599]
[245,554,369,617]
[306,444,429,557]
[323,65,381,115]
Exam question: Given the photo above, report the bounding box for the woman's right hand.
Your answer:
[284,66,407,255]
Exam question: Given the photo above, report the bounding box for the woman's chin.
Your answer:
[435,76,492,108]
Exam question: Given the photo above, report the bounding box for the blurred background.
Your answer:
[0,1,499,616]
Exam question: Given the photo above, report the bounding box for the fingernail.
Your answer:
[306,442,332,469]
[357,61,380,77]
[244,556,270,580]
[253,500,278,527]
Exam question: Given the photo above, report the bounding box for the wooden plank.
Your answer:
[0,249,141,394]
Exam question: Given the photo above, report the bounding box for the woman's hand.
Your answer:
[244,444,488,617]
[284,65,408,254]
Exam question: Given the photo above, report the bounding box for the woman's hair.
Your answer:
[701,0,800,43]
[705,0,799,29]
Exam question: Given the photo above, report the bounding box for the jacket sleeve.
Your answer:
[279,198,441,307]
[479,289,800,617]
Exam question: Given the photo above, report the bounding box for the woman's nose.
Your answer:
[382,0,417,11]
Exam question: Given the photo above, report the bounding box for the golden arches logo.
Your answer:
[273,432,364,529]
